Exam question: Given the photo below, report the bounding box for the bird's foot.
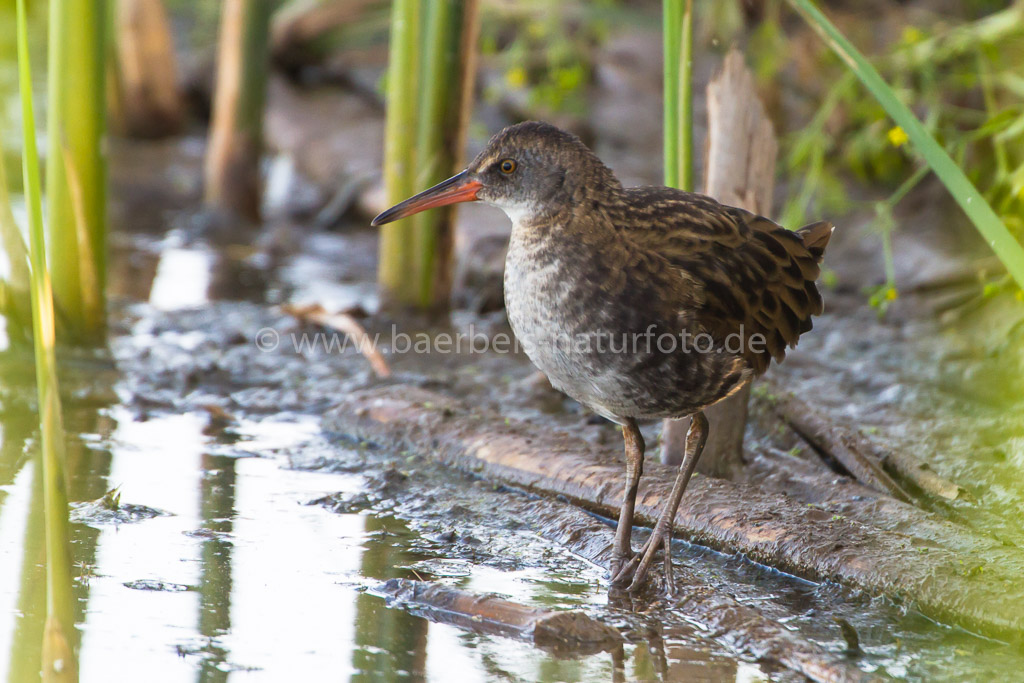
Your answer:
[610,531,662,590]
[610,548,638,588]
[615,525,674,594]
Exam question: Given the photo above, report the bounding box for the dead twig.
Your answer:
[762,378,968,502]
[281,303,391,377]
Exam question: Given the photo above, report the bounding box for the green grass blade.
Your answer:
[677,0,693,191]
[663,0,680,188]
[15,0,78,678]
[787,0,1024,291]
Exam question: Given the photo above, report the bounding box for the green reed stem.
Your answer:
[45,0,107,345]
[16,0,78,679]
[663,0,694,191]
[0,128,32,338]
[411,0,480,311]
[377,0,421,309]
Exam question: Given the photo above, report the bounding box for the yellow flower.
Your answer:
[887,126,909,148]
[886,287,898,301]
[901,27,924,45]
[505,67,527,89]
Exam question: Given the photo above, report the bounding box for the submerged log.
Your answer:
[324,385,1024,642]
[518,498,873,682]
[374,579,622,657]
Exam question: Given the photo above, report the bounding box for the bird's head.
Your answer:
[371,121,619,228]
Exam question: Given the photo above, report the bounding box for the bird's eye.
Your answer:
[499,159,517,174]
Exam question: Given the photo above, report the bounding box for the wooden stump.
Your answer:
[113,0,183,138]
[204,0,271,222]
[661,49,777,476]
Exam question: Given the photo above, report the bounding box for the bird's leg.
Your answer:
[628,411,709,593]
[662,526,675,597]
[611,419,645,585]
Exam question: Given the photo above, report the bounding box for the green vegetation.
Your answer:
[0,126,31,340]
[411,0,481,310]
[480,1,620,116]
[663,0,693,191]
[377,0,422,308]
[16,0,77,679]
[778,0,1024,299]
[45,0,107,345]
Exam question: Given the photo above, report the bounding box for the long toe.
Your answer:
[611,554,638,587]
[628,531,668,592]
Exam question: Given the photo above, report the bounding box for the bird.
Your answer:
[372,121,832,592]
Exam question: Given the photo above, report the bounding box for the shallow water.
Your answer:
[0,391,754,682]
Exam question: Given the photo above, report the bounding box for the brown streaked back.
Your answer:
[618,187,832,375]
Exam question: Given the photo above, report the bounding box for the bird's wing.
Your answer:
[618,188,831,374]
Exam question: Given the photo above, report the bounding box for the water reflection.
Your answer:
[0,367,115,682]
[352,516,428,681]
[7,459,46,683]
[196,454,237,683]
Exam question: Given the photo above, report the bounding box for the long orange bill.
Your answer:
[371,170,482,226]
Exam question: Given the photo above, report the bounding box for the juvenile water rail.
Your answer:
[373,121,832,591]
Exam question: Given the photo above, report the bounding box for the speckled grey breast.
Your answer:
[503,222,748,423]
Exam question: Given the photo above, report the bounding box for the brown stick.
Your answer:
[325,385,1024,641]
[205,0,271,222]
[281,303,391,377]
[763,379,968,502]
[661,49,777,475]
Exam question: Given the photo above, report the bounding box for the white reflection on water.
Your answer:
[0,461,33,664]
[149,248,214,311]
[78,411,205,680]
